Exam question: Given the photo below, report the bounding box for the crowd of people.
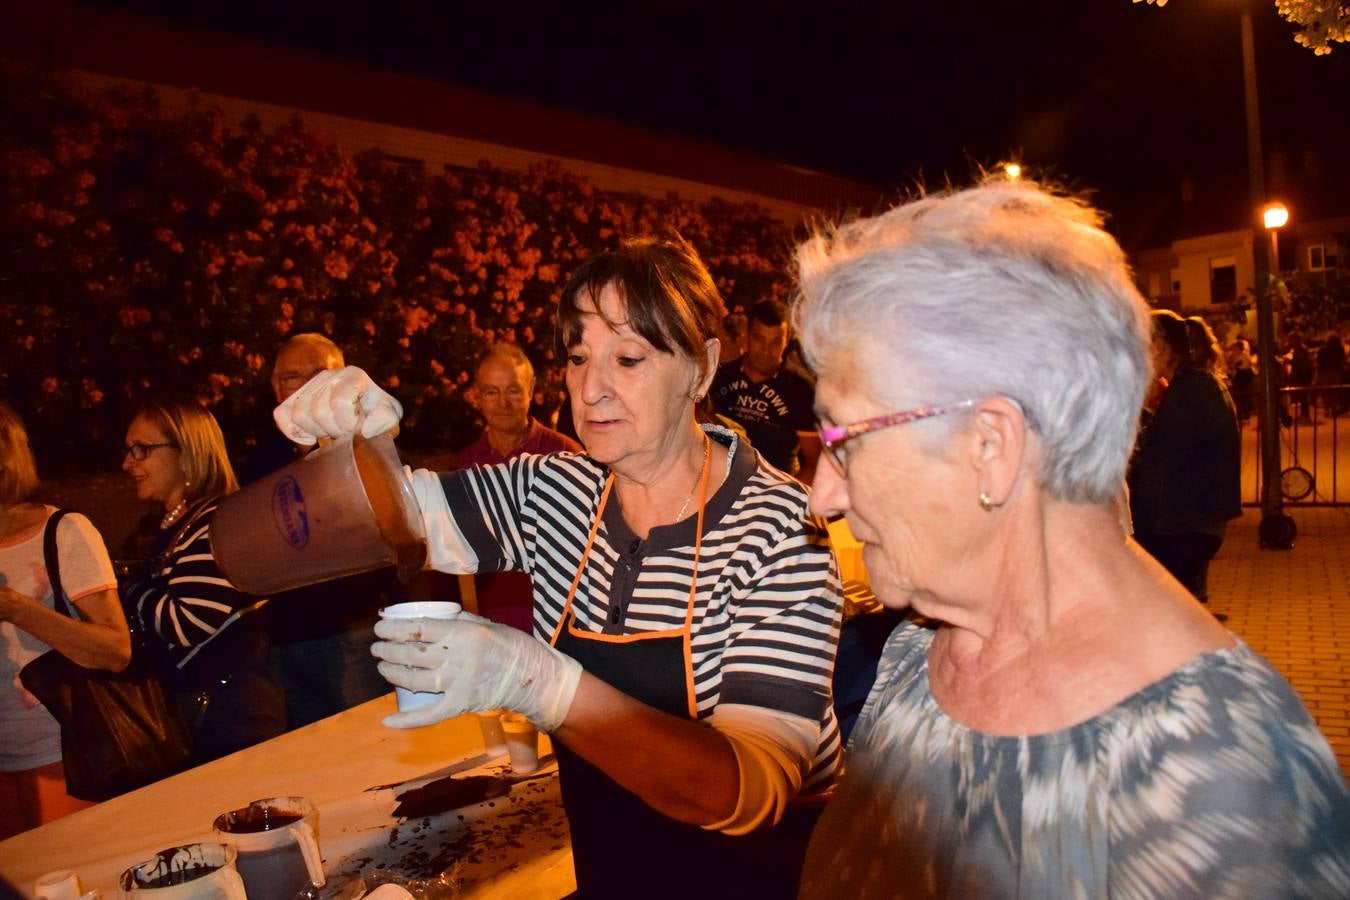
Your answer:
[1224,329,1350,428]
[3,177,1349,896]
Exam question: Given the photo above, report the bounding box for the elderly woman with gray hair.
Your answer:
[792,179,1350,898]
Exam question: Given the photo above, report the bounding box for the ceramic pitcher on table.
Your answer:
[213,796,325,900]
[117,843,245,900]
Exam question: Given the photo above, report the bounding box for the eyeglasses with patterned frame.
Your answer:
[122,442,177,462]
[816,399,976,474]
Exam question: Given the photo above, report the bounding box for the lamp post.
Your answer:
[1240,9,1296,548]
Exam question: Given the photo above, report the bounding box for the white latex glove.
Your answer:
[273,366,403,446]
[372,610,583,732]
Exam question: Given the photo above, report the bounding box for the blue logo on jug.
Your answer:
[272,476,310,549]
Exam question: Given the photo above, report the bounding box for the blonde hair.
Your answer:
[0,402,39,505]
[132,398,238,500]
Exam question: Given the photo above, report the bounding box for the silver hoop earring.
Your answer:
[978,491,994,512]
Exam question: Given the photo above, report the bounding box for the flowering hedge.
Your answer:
[0,62,797,468]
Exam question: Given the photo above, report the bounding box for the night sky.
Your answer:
[83,0,1350,243]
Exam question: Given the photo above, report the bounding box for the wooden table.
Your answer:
[0,695,574,898]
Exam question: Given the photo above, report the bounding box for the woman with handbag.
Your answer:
[119,398,285,765]
[0,402,132,839]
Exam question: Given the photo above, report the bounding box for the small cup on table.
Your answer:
[34,870,82,900]
[474,710,509,757]
[501,712,540,774]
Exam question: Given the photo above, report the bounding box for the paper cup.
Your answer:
[475,710,508,757]
[501,713,539,773]
[35,871,82,900]
[378,601,461,711]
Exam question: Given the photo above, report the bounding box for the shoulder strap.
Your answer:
[43,508,76,619]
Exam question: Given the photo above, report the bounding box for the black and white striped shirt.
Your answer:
[434,427,844,790]
[124,497,266,671]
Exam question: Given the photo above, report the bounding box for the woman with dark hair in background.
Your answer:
[1129,311,1241,606]
[1,402,130,838]
[119,398,284,764]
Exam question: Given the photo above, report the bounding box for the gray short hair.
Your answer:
[276,332,345,369]
[477,343,535,384]
[792,178,1151,504]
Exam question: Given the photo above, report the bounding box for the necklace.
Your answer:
[160,498,189,530]
[673,437,711,522]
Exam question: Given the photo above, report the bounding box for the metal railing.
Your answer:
[1244,385,1349,508]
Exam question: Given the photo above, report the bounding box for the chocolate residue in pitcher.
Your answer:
[392,774,512,818]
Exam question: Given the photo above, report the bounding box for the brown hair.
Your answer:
[557,236,728,378]
[131,398,238,501]
[0,402,39,505]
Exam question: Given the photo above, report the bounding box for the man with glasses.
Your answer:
[238,333,345,483]
[240,333,394,730]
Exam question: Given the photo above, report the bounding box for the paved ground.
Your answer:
[1209,505,1350,778]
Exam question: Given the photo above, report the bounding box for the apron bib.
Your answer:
[549,439,820,899]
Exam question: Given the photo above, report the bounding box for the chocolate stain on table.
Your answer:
[341,766,569,881]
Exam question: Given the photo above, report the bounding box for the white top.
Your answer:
[0,507,117,771]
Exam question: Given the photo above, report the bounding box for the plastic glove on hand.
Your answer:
[372,611,582,732]
[273,366,403,445]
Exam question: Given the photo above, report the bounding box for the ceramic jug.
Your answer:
[214,796,325,900]
[117,843,245,900]
[210,432,426,595]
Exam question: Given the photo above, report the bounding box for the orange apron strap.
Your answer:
[550,434,711,722]
[680,436,712,718]
[549,474,615,648]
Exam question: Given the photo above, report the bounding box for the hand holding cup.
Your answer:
[372,606,582,732]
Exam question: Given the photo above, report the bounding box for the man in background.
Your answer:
[448,344,580,632]
[458,343,581,467]
[243,333,394,730]
[238,333,346,484]
[710,299,821,484]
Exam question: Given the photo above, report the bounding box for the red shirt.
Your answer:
[454,419,580,632]
[456,418,581,468]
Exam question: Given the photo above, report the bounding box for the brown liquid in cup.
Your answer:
[218,807,303,834]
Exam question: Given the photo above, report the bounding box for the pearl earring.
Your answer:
[978,491,994,512]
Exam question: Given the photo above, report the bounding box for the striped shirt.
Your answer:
[124,497,267,671]
[432,427,844,790]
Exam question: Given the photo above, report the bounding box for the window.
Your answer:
[1209,257,1237,303]
[1170,268,1181,293]
[1310,244,1326,270]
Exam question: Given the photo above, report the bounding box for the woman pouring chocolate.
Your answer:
[275,237,844,899]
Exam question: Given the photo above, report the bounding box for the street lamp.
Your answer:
[1003,162,1022,181]
[1264,200,1288,294]
[1263,202,1289,230]
[1254,198,1295,548]
[1239,10,1297,549]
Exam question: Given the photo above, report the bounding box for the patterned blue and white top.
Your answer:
[800,621,1350,899]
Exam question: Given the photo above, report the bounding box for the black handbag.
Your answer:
[17,509,193,801]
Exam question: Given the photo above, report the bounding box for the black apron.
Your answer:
[549,440,821,899]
